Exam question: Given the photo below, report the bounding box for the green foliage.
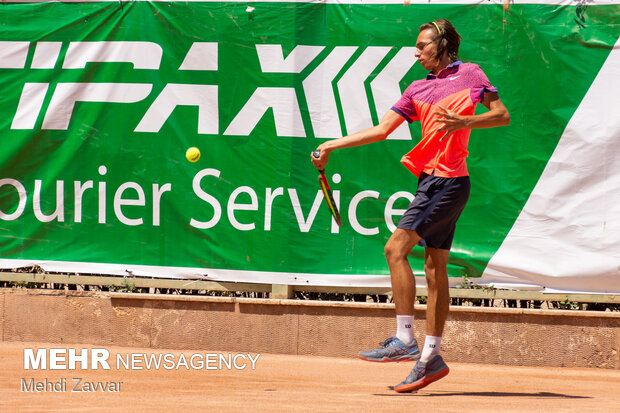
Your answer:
[452,273,495,307]
[107,278,144,293]
[11,281,45,289]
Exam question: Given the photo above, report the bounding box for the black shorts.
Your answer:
[397,172,470,250]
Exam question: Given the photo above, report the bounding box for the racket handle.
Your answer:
[312,150,325,173]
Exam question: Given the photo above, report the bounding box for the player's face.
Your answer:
[415,29,439,72]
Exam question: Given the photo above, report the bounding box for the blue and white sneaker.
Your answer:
[393,354,450,392]
[358,336,420,362]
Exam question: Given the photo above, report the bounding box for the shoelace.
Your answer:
[379,336,398,348]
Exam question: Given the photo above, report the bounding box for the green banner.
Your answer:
[1,1,619,291]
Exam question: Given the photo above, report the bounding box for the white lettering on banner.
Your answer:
[330,188,341,234]
[0,167,412,234]
[288,188,323,232]
[98,165,107,224]
[190,168,223,229]
[0,41,29,68]
[371,47,417,140]
[135,84,218,134]
[33,180,64,223]
[153,183,172,226]
[179,42,218,71]
[256,44,324,73]
[227,186,259,231]
[1,166,172,227]
[42,83,152,130]
[224,87,305,137]
[303,46,358,138]
[63,41,162,70]
[31,42,63,69]
[349,190,380,236]
[6,41,415,139]
[113,182,146,226]
[264,187,284,231]
[74,180,94,223]
[188,169,409,234]
[224,44,322,136]
[0,178,27,220]
[11,83,49,129]
[192,171,332,232]
[338,46,391,134]
[385,191,414,232]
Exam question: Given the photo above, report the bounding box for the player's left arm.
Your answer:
[434,92,510,136]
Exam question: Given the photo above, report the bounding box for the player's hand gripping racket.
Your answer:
[312,150,342,227]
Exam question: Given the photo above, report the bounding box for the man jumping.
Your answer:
[311,19,510,392]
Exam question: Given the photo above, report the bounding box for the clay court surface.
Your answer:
[2,341,618,412]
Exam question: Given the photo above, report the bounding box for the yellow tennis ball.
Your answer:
[186,147,200,162]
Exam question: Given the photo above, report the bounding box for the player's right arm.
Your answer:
[310,110,406,170]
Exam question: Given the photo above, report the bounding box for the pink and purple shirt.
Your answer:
[391,61,497,178]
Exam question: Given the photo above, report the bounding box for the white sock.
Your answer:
[395,315,415,345]
[420,335,442,362]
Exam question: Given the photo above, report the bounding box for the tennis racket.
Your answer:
[312,150,342,227]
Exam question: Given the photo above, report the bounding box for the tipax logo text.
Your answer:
[2,41,417,139]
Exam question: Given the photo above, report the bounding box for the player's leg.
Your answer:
[423,247,450,338]
[385,228,421,316]
[393,248,451,392]
[358,228,421,362]
[390,174,469,390]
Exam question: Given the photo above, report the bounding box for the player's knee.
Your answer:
[384,241,405,263]
[425,266,449,293]
[425,272,436,291]
[384,242,396,262]
[424,259,436,276]
[425,264,446,292]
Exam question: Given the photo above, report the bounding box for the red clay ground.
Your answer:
[1,341,618,412]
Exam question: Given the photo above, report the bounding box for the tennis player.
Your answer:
[311,19,510,392]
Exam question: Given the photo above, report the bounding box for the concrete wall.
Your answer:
[2,288,618,369]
